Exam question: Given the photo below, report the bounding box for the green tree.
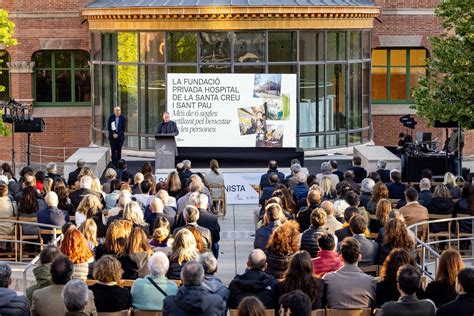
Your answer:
[412,0,474,129]
[0,10,17,135]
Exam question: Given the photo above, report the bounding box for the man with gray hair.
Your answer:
[174,205,212,252]
[177,192,220,258]
[46,162,66,184]
[418,178,433,207]
[228,249,276,309]
[360,178,375,208]
[176,175,212,215]
[163,261,225,315]
[284,163,302,188]
[37,192,70,244]
[199,253,230,308]
[131,252,178,311]
[178,159,194,185]
[62,279,88,315]
[69,175,104,209]
[67,158,85,188]
[376,160,391,183]
[144,196,175,234]
[0,263,29,315]
[316,161,340,188]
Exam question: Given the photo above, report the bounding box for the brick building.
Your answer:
[0,0,471,172]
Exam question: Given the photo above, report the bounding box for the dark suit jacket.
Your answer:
[437,294,474,316]
[381,295,435,316]
[377,169,391,183]
[259,185,276,208]
[107,114,126,141]
[348,166,368,183]
[37,206,70,243]
[67,167,82,188]
[354,234,378,267]
[386,182,406,199]
[156,120,179,136]
[259,170,285,190]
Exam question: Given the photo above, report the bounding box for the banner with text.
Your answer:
[167,73,297,148]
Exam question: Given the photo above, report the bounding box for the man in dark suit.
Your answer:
[349,215,378,267]
[437,268,474,316]
[347,156,367,183]
[155,111,179,135]
[67,158,85,188]
[381,265,435,316]
[376,160,391,183]
[37,192,70,244]
[386,169,406,199]
[108,106,126,167]
[259,160,285,190]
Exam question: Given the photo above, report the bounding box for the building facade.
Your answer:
[0,0,472,169]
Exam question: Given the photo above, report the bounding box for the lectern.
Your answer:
[155,134,177,170]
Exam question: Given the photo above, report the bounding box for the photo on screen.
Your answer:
[263,94,290,120]
[256,124,284,148]
[238,105,267,136]
[253,74,282,99]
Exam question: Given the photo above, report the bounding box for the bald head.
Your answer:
[247,249,266,270]
[149,197,164,213]
[320,200,335,216]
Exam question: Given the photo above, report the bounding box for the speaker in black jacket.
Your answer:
[14,118,45,133]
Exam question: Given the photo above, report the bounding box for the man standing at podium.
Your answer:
[156,112,179,136]
[108,106,126,167]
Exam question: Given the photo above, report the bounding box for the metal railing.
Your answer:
[29,144,80,174]
[0,219,62,291]
[407,215,474,281]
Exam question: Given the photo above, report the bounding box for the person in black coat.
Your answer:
[67,159,85,189]
[376,160,391,184]
[427,184,455,233]
[259,160,285,190]
[437,268,474,316]
[108,106,126,167]
[347,156,367,184]
[386,170,406,199]
[155,111,179,136]
[228,249,277,309]
[300,208,328,258]
[296,190,321,232]
[163,261,225,316]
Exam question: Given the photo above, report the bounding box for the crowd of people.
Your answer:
[0,156,472,315]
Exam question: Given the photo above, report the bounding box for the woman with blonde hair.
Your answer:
[60,229,94,280]
[166,171,182,199]
[75,194,106,238]
[42,177,53,195]
[123,201,149,234]
[79,218,98,250]
[422,249,464,307]
[118,227,153,279]
[443,172,461,199]
[95,220,128,260]
[369,198,392,233]
[320,176,337,200]
[167,228,200,280]
[102,168,117,194]
[150,217,173,254]
[90,255,131,312]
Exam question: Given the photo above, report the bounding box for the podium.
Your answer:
[155,134,177,170]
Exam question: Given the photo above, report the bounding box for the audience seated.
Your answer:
[380,265,435,316]
[275,251,324,310]
[131,173,144,195]
[312,233,342,277]
[323,237,376,309]
[101,168,117,194]
[375,216,415,265]
[46,162,66,185]
[339,170,361,194]
[133,179,153,206]
[348,156,368,184]
[330,160,344,182]
[272,185,297,217]
[279,290,312,316]
[0,182,16,247]
[167,228,200,280]
[398,187,429,227]
[95,220,129,260]
[26,245,62,302]
[421,250,463,308]
[320,200,342,234]
[167,171,182,199]
[69,175,103,210]
[176,176,212,215]
[236,296,266,316]
[335,206,360,242]
[60,229,94,281]
[296,190,321,232]
[75,194,106,238]
[163,261,225,315]
[285,162,301,188]
[150,217,173,254]
[292,172,309,202]
[117,227,152,279]
[300,208,328,258]
[455,182,474,233]
[258,173,280,210]
[31,256,96,316]
[62,279,90,316]
[145,197,175,235]
[437,268,474,316]
[0,263,29,315]
[254,203,283,250]
[386,170,406,199]
[367,171,381,184]
[360,178,375,208]
[199,252,230,309]
[376,160,391,183]
[264,221,300,279]
[367,182,389,214]
[419,178,433,207]
[333,183,351,219]
[179,160,195,186]
[444,172,461,199]
[349,215,378,267]
[174,205,212,253]
[131,252,178,311]
[376,248,417,307]
[320,176,337,201]
[428,184,455,233]
[228,249,276,309]
[259,160,285,190]
[316,162,340,188]
[37,192,70,244]
[107,189,132,219]
[369,198,392,234]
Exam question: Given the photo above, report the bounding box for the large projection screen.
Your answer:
[167,73,297,148]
